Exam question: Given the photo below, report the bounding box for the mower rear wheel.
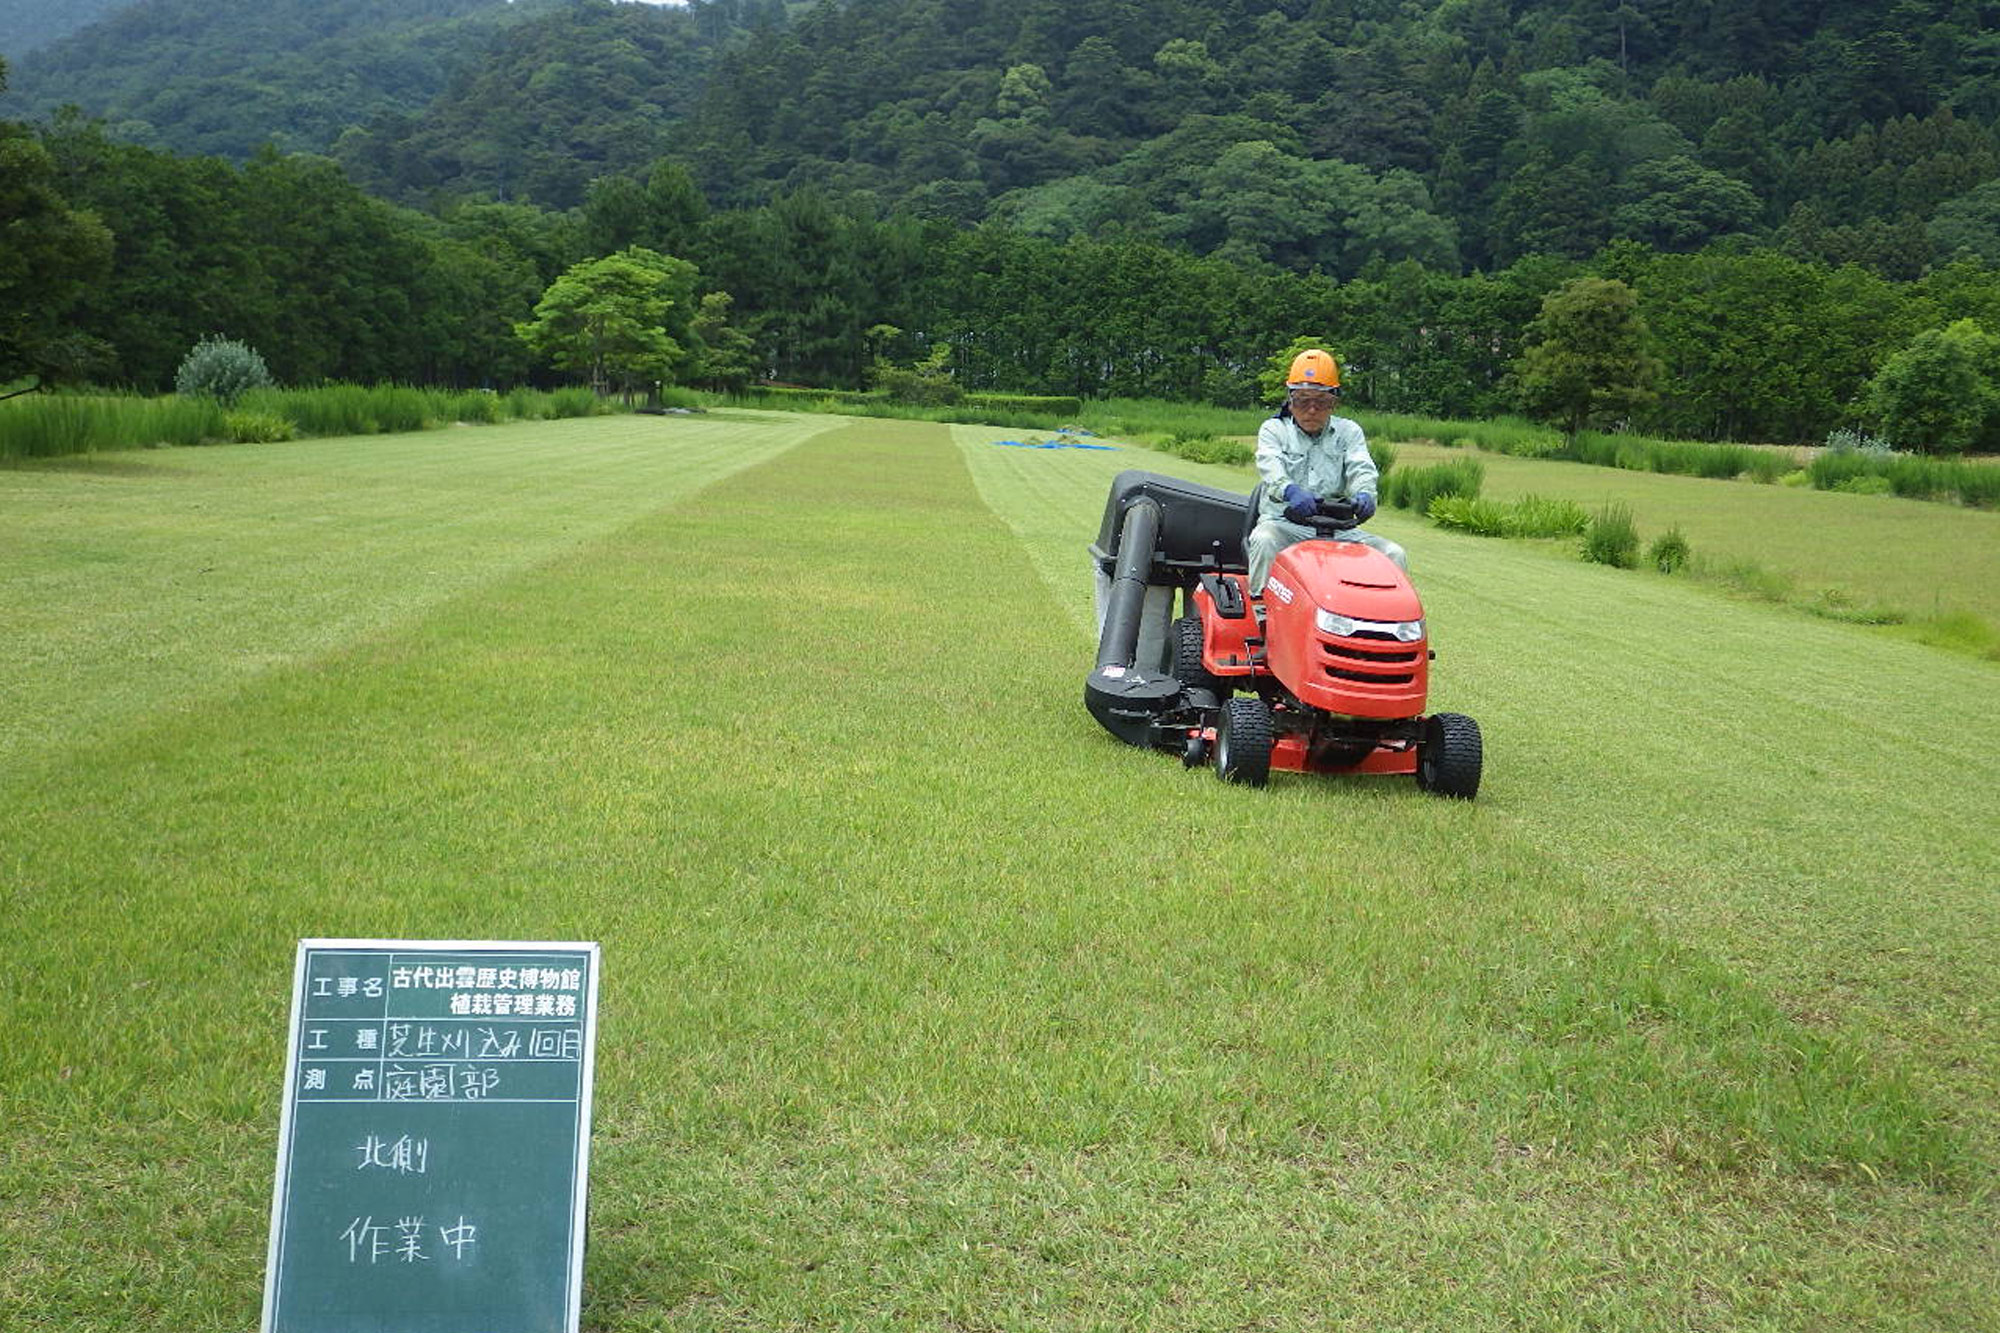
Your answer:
[1416,712,1482,799]
[1172,615,1226,698]
[1215,696,1274,787]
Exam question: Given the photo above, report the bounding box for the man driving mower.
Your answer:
[1245,348,1406,595]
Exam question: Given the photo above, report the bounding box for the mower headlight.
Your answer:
[1315,609,1426,642]
[1314,609,1357,637]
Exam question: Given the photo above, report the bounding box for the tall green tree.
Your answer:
[1512,276,1661,438]
[1927,180,2000,266]
[239,149,432,383]
[688,290,758,392]
[0,86,115,384]
[1864,319,2000,454]
[41,113,272,388]
[1635,248,1908,442]
[1611,155,1761,251]
[516,247,688,399]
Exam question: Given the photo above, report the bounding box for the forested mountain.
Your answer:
[332,0,740,208]
[0,0,570,158]
[15,0,2000,276]
[0,0,137,58]
[11,0,2000,449]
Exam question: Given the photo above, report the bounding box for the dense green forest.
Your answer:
[7,0,2000,448]
[0,0,570,160]
[0,0,133,59]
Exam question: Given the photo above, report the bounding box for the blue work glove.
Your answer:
[1352,491,1377,523]
[1281,483,1319,524]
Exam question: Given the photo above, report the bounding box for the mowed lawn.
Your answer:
[1381,437,2000,631]
[4,412,1998,1330]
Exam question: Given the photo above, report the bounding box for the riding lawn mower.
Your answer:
[1084,469,1483,798]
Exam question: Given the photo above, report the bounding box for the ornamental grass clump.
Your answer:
[174,336,274,405]
[370,386,431,434]
[1506,493,1592,537]
[1582,502,1640,568]
[1382,457,1483,511]
[223,410,294,444]
[1367,438,1397,477]
[1648,526,1692,574]
[1160,433,1253,466]
[1428,493,1589,539]
[547,387,605,418]
[449,390,503,424]
[1426,495,1512,536]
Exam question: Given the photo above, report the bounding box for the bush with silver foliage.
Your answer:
[174,335,274,405]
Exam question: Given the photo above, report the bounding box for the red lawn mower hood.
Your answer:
[1262,542,1423,624]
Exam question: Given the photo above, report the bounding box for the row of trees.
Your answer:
[6,50,2000,451]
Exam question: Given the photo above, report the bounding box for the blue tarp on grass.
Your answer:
[991,438,1118,451]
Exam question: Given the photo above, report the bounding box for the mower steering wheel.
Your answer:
[1243,484,1360,550]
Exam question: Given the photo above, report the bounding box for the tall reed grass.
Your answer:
[1428,492,1590,538]
[1582,502,1642,568]
[0,395,226,460]
[1381,457,1485,511]
[1808,449,2000,507]
[1568,431,1794,483]
[1,385,618,461]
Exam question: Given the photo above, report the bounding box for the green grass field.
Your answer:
[4,413,1998,1329]
[1379,439,2000,635]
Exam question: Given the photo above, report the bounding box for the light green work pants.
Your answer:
[1246,518,1408,594]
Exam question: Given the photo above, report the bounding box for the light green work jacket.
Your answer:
[1253,412,1377,520]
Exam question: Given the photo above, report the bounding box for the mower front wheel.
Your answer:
[1416,712,1482,799]
[1214,697,1274,787]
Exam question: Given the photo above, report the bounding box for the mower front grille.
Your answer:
[1325,665,1417,685]
[1319,637,1421,687]
[1329,643,1414,663]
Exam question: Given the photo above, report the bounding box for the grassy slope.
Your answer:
[3,414,1997,1328]
[1382,439,2000,627]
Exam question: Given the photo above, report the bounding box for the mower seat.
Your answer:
[1240,482,1265,562]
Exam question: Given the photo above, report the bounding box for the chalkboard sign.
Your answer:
[262,939,601,1333]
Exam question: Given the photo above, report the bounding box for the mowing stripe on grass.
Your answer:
[3,417,1992,1329]
[0,410,840,770]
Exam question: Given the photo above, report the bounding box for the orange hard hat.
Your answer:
[1286,348,1340,390]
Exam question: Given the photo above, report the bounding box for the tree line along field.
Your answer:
[3,411,1997,1329]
